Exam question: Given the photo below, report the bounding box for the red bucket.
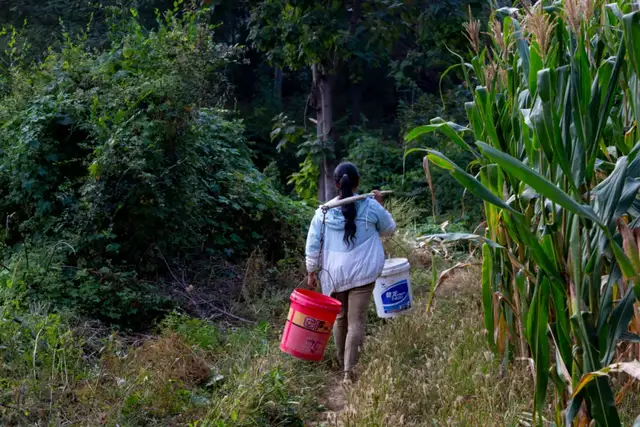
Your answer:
[280,289,342,361]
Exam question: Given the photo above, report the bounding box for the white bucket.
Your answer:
[373,258,412,318]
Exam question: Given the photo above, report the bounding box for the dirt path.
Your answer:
[312,374,348,426]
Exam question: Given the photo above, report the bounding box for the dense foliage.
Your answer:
[0,0,488,325]
[414,1,640,424]
[0,7,309,325]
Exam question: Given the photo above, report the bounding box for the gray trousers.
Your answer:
[331,283,374,373]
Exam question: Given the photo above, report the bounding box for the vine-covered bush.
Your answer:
[0,7,310,325]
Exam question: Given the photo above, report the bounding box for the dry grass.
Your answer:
[338,267,538,427]
[74,334,214,425]
[0,251,323,426]
[0,317,330,426]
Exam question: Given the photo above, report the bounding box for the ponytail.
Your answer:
[334,162,360,247]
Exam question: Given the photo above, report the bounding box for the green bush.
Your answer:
[345,123,479,219]
[0,7,311,325]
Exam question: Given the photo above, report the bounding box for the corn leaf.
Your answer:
[591,42,626,163]
[600,289,637,366]
[474,87,501,149]
[606,4,624,23]
[533,68,573,186]
[570,38,592,181]
[515,270,529,321]
[425,149,521,216]
[418,232,503,249]
[465,101,482,142]
[526,277,550,420]
[571,313,621,427]
[574,361,640,397]
[586,378,621,427]
[508,12,530,88]
[614,178,640,219]
[529,42,543,96]
[597,265,622,333]
[550,278,572,375]
[563,73,585,186]
[619,331,640,343]
[568,213,583,315]
[565,393,584,426]
[482,244,496,352]
[592,156,630,230]
[476,141,602,225]
[504,214,560,278]
[610,238,637,282]
[404,119,479,157]
[623,11,640,77]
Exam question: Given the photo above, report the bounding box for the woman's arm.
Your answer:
[305,211,322,288]
[371,195,396,237]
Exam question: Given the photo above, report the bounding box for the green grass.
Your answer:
[2,265,637,426]
[0,287,304,426]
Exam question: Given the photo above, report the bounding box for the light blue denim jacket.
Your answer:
[305,196,396,296]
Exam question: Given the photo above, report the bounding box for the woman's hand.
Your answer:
[372,190,383,205]
[307,272,318,290]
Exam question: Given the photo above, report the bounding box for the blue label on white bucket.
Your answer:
[381,280,411,313]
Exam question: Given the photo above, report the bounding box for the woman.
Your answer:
[305,162,396,382]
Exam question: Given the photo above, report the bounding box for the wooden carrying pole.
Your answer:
[320,191,393,210]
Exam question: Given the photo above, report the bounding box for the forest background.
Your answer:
[0,0,487,326]
[0,1,501,425]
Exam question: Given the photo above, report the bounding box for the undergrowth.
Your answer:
[0,5,312,327]
[0,291,331,426]
[339,267,538,426]
[3,258,636,425]
[0,251,329,426]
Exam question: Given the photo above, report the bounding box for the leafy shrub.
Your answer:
[0,7,312,325]
[287,155,319,204]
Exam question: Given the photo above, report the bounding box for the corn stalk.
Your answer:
[406,1,640,424]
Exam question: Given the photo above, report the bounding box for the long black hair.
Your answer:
[334,162,360,246]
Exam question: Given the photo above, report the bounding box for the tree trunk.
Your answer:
[310,0,361,203]
[274,66,283,105]
[351,81,363,125]
[315,69,336,203]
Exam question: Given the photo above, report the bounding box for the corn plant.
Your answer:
[407,1,640,424]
